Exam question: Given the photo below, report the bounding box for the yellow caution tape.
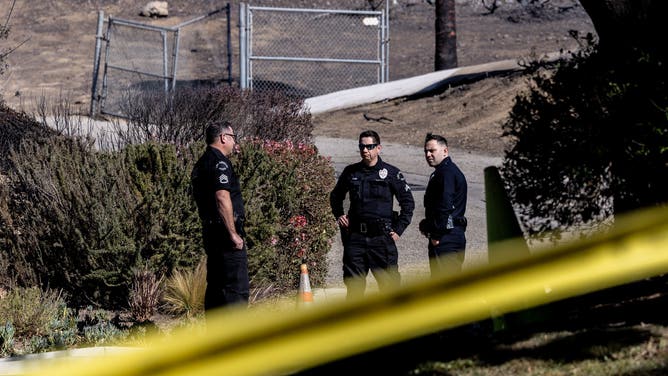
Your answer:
[24,205,668,376]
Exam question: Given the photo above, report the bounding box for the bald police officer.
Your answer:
[191,121,249,310]
[330,130,415,299]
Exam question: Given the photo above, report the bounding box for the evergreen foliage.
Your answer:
[236,139,337,290]
[502,41,668,237]
[0,87,335,308]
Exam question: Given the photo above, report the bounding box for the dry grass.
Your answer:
[161,257,207,320]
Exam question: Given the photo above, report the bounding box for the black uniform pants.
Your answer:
[428,227,466,277]
[202,223,250,311]
[342,231,400,299]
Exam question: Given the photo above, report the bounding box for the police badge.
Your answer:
[379,168,388,179]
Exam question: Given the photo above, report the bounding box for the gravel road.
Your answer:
[315,136,503,288]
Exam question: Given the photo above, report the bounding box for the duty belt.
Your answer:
[349,219,391,236]
[202,219,224,225]
[202,217,246,227]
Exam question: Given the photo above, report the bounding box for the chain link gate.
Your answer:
[90,5,232,118]
[239,3,389,99]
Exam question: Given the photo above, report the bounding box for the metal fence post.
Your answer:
[239,2,247,90]
[90,10,105,117]
[384,0,390,82]
[226,3,232,85]
[241,6,386,97]
[100,17,114,114]
[171,28,181,91]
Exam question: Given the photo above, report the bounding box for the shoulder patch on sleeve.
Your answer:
[215,161,229,172]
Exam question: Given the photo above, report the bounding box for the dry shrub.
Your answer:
[118,86,313,147]
[0,287,74,338]
[129,265,164,323]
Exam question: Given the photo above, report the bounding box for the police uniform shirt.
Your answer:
[330,157,414,236]
[191,145,245,224]
[423,156,467,236]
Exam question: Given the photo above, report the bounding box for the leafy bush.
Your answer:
[121,142,202,274]
[0,87,334,309]
[236,139,337,290]
[1,137,201,307]
[502,42,668,237]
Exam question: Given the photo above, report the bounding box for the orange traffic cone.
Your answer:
[297,263,313,306]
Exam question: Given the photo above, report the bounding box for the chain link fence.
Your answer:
[240,4,388,98]
[91,5,232,117]
[91,3,388,116]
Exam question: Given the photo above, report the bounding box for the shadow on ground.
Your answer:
[294,275,668,375]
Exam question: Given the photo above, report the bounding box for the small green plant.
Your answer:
[77,306,129,347]
[0,322,15,356]
[162,257,207,320]
[83,321,128,346]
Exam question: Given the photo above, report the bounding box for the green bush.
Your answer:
[1,137,201,307]
[236,139,337,290]
[5,136,136,305]
[502,42,668,237]
[0,87,334,309]
[122,142,202,274]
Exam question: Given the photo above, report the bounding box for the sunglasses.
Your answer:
[358,143,378,151]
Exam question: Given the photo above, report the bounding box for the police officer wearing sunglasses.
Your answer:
[330,130,415,299]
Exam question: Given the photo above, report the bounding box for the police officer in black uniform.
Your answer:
[330,130,415,299]
[191,121,249,311]
[420,133,468,276]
